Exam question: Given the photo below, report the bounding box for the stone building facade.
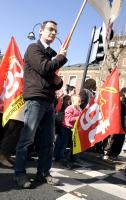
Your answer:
[59,64,100,94]
[59,35,126,94]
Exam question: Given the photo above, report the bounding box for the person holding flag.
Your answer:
[14,20,67,189]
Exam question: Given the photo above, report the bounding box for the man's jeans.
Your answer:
[15,99,55,176]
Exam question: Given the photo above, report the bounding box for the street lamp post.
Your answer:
[27,23,41,40]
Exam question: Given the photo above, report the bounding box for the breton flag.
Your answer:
[73,67,123,154]
[0,36,25,126]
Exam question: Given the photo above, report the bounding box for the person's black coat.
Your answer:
[23,40,67,102]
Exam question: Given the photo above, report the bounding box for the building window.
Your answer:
[68,75,77,86]
[109,41,115,47]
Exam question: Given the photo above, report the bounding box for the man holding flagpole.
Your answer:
[14,20,67,189]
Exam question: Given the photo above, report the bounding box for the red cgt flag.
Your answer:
[0,36,25,126]
[73,67,123,154]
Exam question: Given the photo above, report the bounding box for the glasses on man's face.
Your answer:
[44,26,58,35]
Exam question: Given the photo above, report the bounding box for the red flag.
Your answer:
[73,67,123,154]
[0,36,25,126]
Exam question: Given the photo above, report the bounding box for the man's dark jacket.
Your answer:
[23,40,67,103]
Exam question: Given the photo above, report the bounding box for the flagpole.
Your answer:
[63,0,88,49]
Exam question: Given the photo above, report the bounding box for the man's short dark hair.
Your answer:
[84,78,96,91]
[41,20,57,29]
[120,87,126,97]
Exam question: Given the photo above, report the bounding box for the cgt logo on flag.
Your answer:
[72,67,123,154]
[80,95,109,145]
[3,55,23,99]
[0,36,25,126]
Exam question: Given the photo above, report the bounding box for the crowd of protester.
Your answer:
[0,81,126,178]
[0,19,125,190]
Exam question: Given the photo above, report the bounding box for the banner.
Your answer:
[0,36,25,126]
[89,0,123,25]
[73,67,123,154]
[89,0,123,44]
[89,0,111,25]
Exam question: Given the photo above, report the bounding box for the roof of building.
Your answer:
[61,63,100,71]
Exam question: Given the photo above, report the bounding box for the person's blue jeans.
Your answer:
[15,99,55,176]
[54,126,71,161]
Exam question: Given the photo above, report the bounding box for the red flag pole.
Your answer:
[63,0,88,50]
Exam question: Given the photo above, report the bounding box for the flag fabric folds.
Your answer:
[0,36,25,126]
[109,0,123,22]
[89,0,123,44]
[73,67,123,154]
[89,0,111,25]
[88,0,123,25]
